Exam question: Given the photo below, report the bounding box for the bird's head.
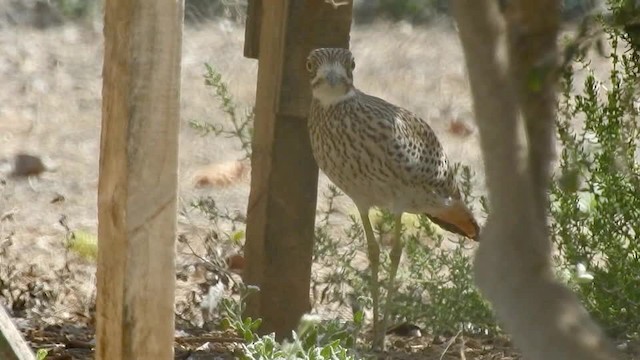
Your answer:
[306,48,356,106]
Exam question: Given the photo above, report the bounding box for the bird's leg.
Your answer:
[381,214,404,341]
[359,208,383,350]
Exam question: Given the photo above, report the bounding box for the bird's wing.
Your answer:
[355,93,454,196]
[389,108,458,197]
[391,111,480,240]
[359,93,479,240]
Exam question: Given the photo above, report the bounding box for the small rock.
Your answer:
[51,193,65,204]
[1,210,15,222]
[386,322,422,337]
[617,341,628,351]
[432,334,447,345]
[11,153,46,177]
[195,342,212,351]
[175,329,190,338]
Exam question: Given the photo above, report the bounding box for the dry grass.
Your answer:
[0,19,485,268]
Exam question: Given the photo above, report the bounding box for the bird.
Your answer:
[306,48,480,350]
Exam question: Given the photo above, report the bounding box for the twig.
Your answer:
[324,0,349,9]
[439,329,463,360]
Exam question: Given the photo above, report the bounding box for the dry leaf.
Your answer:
[192,160,249,188]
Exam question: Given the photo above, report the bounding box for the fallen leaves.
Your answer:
[192,160,249,188]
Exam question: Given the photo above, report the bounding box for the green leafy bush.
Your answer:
[552,16,640,338]
[312,166,497,337]
[219,284,360,359]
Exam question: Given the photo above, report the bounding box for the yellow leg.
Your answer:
[359,208,383,350]
[381,214,404,342]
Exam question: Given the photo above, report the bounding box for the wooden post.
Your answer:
[96,0,183,359]
[243,0,353,338]
[0,305,34,360]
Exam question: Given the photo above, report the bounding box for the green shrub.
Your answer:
[219,284,360,360]
[312,166,497,337]
[552,14,640,338]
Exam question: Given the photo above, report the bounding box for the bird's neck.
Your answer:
[312,87,357,107]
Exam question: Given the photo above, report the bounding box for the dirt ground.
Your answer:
[0,12,634,360]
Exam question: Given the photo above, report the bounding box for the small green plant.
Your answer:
[53,0,99,19]
[219,284,262,342]
[217,283,360,360]
[190,63,254,159]
[36,349,49,360]
[312,165,497,337]
[296,311,364,354]
[240,331,356,360]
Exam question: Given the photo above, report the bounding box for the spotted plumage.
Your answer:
[307,48,479,239]
[306,48,479,350]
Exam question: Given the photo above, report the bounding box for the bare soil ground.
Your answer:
[0,15,631,360]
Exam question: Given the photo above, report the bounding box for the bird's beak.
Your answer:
[325,70,340,87]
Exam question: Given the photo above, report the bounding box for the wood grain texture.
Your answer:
[243,0,352,339]
[243,0,261,59]
[0,305,34,360]
[96,0,183,359]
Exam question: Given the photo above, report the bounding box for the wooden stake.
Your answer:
[0,305,34,360]
[96,0,183,359]
[243,0,352,339]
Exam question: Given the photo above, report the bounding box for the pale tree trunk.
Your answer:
[450,1,619,359]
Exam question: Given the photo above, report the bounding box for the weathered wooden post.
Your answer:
[242,0,353,338]
[96,0,183,359]
[0,305,34,360]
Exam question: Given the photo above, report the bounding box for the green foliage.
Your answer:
[397,221,496,335]
[219,284,262,342]
[605,0,640,50]
[312,166,497,337]
[553,16,640,338]
[52,0,98,19]
[36,349,49,360]
[190,63,253,159]
[218,284,360,360]
[65,230,98,261]
[240,331,356,360]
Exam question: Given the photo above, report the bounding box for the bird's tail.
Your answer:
[424,201,480,241]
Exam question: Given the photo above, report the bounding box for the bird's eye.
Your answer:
[351,60,356,70]
[306,60,313,72]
